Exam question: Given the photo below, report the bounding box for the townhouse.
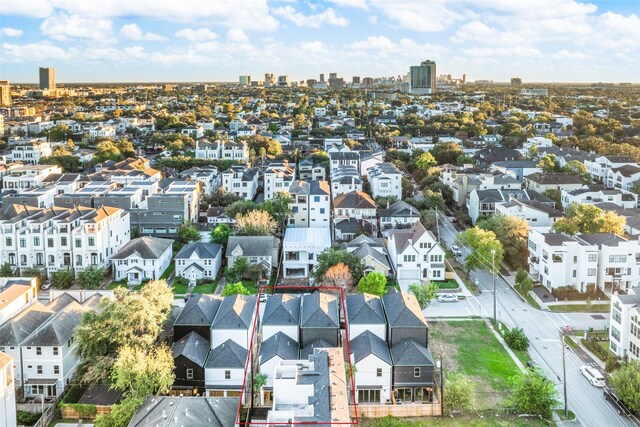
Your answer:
[287,180,330,228]
[221,164,259,200]
[368,162,402,200]
[0,277,38,326]
[0,204,130,277]
[386,221,445,285]
[2,165,62,190]
[330,165,363,199]
[441,168,520,206]
[0,351,16,427]
[329,150,360,172]
[524,172,585,194]
[491,160,541,182]
[344,235,392,277]
[609,291,640,361]
[584,155,636,183]
[606,164,640,192]
[494,199,564,227]
[333,190,377,240]
[467,189,555,225]
[298,156,326,181]
[9,140,52,165]
[177,166,221,196]
[561,185,637,210]
[282,228,331,279]
[378,200,421,231]
[263,161,296,200]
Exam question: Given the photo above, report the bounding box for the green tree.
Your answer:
[225,258,249,283]
[93,140,123,164]
[40,154,81,172]
[0,262,14,277]
[415,151,437,171]
[77,266,105,290]
[253,373,268,404]
[236,210,276,236]
[51,269,75,289]
[609,361,640,412]
[111,345,174,399]
[553,204,626,235]
[94,397,143,427]
[408,282,437,309]
[444,371,477,414]
[477,215,529,269]
[357,272,387,295]
[536,153,559,172]
[313,248,364,285]
[503,327,530,351]
[226,200,257,218]
[430,142,464,165]
[456,227,504,276]
[562,160,588,177]
[244,135,282,156]
[509,371,559,419]
[210,223,233,245]
[177,223,201,243]
[21,266,45,286]
[221,281,251,296]
[48,124,70,142]
[261,193,292,225]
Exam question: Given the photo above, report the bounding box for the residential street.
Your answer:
[431,213,637,427]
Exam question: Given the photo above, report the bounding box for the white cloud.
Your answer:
[348,36,395,50]
[451,21,524,46]
[368,0,462,32]
[368,15,378,25]
[273,6,349,28]
[0,0,53,18]
[40,13,113,41]
[227,28,249,43]
[2,40,69,62]
[119,24,166,41]
[0,27,23,37]
[327,0,368,9]
[553,49,589,60]
[175,28,217,42]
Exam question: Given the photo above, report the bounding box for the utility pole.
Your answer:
[440,348,445,417]
[491,249,496,324]
[435,206,440,242]
[562,332,568,418]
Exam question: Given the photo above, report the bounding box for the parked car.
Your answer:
[41,280,51,290]
[604,389,632,416]
[438,294,458,303]
[451,245,459,252]
[580,365,605,387]
[455,250,463,257]
[259,294,268,303]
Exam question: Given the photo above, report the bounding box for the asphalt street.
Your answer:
[431,212,636,427]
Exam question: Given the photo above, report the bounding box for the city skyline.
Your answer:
[1,0,639,83]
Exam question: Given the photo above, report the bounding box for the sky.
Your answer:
[0,0,639,84]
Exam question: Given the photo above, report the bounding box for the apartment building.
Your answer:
[287,180,330,227]
[0,204,130,277]
[2,165,62,190]
[195,140,249,162]
[609,291,640,361]
[9,140,52,165]
[584,155,636,183]
[368,162,402,200]
[561,186,637,210]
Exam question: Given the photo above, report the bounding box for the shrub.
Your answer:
[504,327,529,351]
[17,411,41,426]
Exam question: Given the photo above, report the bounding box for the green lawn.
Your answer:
[359,415,549,427]
[436,279,460,290]
[429,321,521,408]
[160,262,175,280]
[492,321,531,367]
[107,280,127,290]
[192,282,218,294]
[172,283,188,295]
[548,303,610,313]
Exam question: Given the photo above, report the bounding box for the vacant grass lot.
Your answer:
[360,414,549,427]
[429,320,521,409]
[548,303,610,313]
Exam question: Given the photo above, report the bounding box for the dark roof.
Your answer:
[299,339,332,359]
[346,293,386,326]
[211,294,257,330]
[525,172,583,185]
[350,330,392,365]
[174,294,222,327]
[382,291,427,328]
[226,236,278,258]
[378,200,420,217]
[21,300,89,346]
[543,233,577,246]
[300,291,339,328]
[0,302,54,345]
[205,339,247,369]
[111,236,173,260]
[578,233,627,247]
[611,164,640,177]
[259,332,299,364]
[333,190,376,209]
[128,396,239,427]
[262,294,301,326]
[175,242,222,260]
[390,338,434,366]
[171,331,210,367]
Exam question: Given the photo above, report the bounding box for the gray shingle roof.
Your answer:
[299,339,332,359]
[174,294,222,327]
[378,200,420,217]
[262,294,301,326]
[350,330,392,365]
[205,339,247,369]
[128,396,239,427]
[226,236,277,258]
[212,294,257,330]
[0,302,54,346]
[111,236,173,260]
[300,291,339,328]
[21,300,88,346]
[175,242,222,260]
[382,291,427,328]
[172,331,210,367]
[390,338,434,366]
[346,293,386,326]
[259,331,299,364]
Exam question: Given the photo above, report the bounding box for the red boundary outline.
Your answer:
[235,285,359,425]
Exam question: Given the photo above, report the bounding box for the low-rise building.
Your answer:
[368,162,402,200]
[287,180,330,228]
[282,228,331,279]
[561,186,637,210]
[111,237,173,285]
[0,351,16,427]
[609,291,640,361]
[494,199,563,227]
[221,165,259,200]
[524,172,584,194]
[468,189,554,225]
[226,236,279,279]
[175,242,223,284]
[263,161,296,201]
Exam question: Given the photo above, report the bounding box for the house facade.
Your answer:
[175,242,223,284]
[111,236,173,284]
[386,221,445,284]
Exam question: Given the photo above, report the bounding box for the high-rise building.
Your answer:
[0,81,10,106]
[239,75,251,85]
[265,73,275,86]
[363,77,373,87]
[319,74,325,83]
[352,76,361,84]
[278,75,290,87]
[409,60,436,94]
[329,73,337,80]
[39,67,56,90]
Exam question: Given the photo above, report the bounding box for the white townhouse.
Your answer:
[298,157,326,181]
[195,140,249,162]
[378,200,421,231]
[349,330,393,404]
[494,199,563,228]
[386,221,446,285]
[175,242,223,284]
[330,166,362,199]
[0,352,16,427]
[9,140,52,165]
[264,161,296,201]
[177,166,220,196]
[584,155,637,183]
[606,164,640,192]
[282,228,331,279]
[467,189,555,225]
[0,205,130,277]
[528,229,640,292]
[221,164,259,200]
[0,277,38,326]
[261,294,301,343]
[88,125,116,140]
[288,180,330,228]
[609,291,640,361]
[368,162,402,200]
[2,165,62,190]
[360,152,384,178]
[561,186,637,210]
[111,236,173,285]
[329,150,360,172]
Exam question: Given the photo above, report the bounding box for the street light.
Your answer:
[491,249,496,324]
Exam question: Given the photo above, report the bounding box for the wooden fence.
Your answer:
[350,402,442,418]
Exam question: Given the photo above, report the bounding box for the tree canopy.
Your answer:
[609,361,640,412]
[221,281,251,296]
[408,282,437,308]
[357,272,387,295]
[235,210,276,236]
[210,223,233,245]
[313,248,364,285]
[456,227,505,275]
[552,203,626,235]
[477,214,529,269]
[509,371,558,420]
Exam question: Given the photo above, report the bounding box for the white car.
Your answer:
[580,365,605,387]
[438,294,458,303]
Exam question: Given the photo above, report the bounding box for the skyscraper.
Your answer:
[265,73,275,86]
[409,60,436,94]
[319,73,325,83]
[0,81,10,106]
[239,75,251,85]
[39,67,56,90]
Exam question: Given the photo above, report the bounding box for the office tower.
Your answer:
[352,76,361,84]
[363,77,373,87]
[319,73,325,83]
[278,75,290,87]
[329,72,337,80]
[39,67,56,90]
[306,79,317,87]
[239,75,251,85]
[265,73,275,86]
[511,77,522,86]
[409,60,436,94]
[0,81,10,106]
